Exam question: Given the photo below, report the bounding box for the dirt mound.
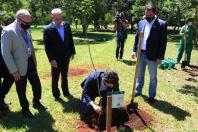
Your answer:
[182,65,198,77]
[125,109,153,130]
[76,108,152,131]
[68,68,90,76]
[42,66,92,79]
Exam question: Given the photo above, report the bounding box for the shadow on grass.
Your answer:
[140,95,191,121]
[0,110,56,132]
[32,31,115,45]
[72,31,115,45]
[185,77,198,83]
[32,39,43,45]
[177,84,198,99]
[167,35,180,43]
[59,96,81,113]
[193,47,198,51]
[34,48,44,51]
[121,59,136,66]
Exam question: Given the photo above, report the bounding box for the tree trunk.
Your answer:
[82,25,88,35]
[93,18,100,31]
[81,17,88,35]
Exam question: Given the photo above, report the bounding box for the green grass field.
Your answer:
[0,26,198,132]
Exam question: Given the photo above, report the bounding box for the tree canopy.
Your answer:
[0,0,197,33]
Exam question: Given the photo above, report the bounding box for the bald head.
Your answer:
[16,9,32,25]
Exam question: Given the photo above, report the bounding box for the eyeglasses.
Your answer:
[18,18,31,25]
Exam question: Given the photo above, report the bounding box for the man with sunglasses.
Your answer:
[43,8,76,102]
[1,9,45,118]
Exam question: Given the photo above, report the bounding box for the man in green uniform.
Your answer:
[176,18,197,65]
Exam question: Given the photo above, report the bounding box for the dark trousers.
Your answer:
[0,74,14,104]
[51,59,70,99]
[116,38,125,59]
[15,57,41,110]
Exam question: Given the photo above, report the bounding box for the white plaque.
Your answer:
[111,91,124,108]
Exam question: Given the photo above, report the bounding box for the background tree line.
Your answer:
[0,0,198,34]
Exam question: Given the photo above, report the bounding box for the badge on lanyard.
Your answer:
[28,48,31,56]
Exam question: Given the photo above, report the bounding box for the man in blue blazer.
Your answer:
[44,8,76,102]
[80,70,119,115]
[132,3,167,103]
[80,70,129,130]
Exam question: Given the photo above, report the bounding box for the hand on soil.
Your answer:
[93,104,103,115]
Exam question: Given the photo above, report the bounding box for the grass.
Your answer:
[0,26,198,132]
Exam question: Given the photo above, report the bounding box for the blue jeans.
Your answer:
[135,52,158,98]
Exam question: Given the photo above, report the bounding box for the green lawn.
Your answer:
[0,27,198,132]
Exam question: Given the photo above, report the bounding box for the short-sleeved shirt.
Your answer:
[180,25,197,44]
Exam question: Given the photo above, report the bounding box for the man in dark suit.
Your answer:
[132,3,167,103]
[0,26,14,111]
[43,8,76,102]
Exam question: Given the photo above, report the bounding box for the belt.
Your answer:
[141,50,146,52]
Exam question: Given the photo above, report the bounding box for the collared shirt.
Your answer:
[53,21,64,41]
[141,16,156,50]
[180,25,197,44]
[16,23,32,56]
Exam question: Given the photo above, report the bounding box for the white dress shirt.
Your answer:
[141,16,156,50]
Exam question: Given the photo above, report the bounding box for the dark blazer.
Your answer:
[0,27,9,77]
[43,21,76,62]
[81,70,119,104]
[133,18,167,60]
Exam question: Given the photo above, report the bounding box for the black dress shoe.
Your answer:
[33,101,46,111]
[0,102,9,111]
[63,92,72,97]
[22,110,34,118]
[55,98,63,103]
[147,97,155,104]
[134,93,142,97]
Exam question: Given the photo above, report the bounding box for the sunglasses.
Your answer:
[18,18,31,25]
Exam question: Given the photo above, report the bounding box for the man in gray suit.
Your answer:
[1,9,45,118]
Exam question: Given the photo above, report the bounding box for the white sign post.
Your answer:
[106,91,125,132]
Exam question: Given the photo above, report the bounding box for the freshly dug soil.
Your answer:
[42,67,91,79]
[68,68,90,76]
[182,65,198,77]
[76,107,152,131]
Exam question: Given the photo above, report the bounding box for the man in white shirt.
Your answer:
[132,3,167,104]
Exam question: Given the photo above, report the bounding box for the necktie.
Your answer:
[21,30,32,56]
